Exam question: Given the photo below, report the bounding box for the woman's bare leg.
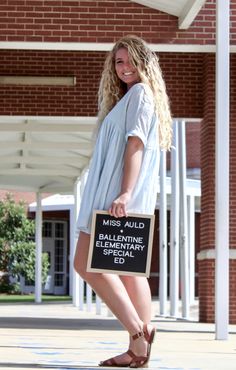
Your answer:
[119,275,153,353]
[73,231,152,362]
[120,275,152,324]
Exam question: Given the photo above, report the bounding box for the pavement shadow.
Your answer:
[0,364,100,369]
[0,317,123,331]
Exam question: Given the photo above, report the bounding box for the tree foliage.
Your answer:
[0,193,49,292]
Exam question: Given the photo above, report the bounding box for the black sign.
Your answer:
[87,210,155,277]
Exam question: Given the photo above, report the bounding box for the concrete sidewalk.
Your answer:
[0,301,235,370]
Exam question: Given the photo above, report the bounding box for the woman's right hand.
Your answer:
[108,191,131,218]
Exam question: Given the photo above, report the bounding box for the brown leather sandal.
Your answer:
[129,325,156,368]
[98,325,156,368]
[99,351,132,367]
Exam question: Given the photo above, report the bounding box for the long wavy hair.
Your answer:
[97,35,172,150]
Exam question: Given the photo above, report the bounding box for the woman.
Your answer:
[74,35,172,368]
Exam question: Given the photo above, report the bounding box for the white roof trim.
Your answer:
[179,0,207,29]
[131,0,207,29]
[131,0,181,16]
[0,41,230,53]
[29,194,75,212]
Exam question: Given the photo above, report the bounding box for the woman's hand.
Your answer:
[108,191,131,218]
[108,136,144,218]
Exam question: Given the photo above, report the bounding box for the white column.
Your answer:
[188,195,195,305]
[179,120,190,319]
[170,120,180,317]
[69,207,74,296]
[78,170,89,310]
[96,295,102,315]
[72,179,81,307]
[159,149,168,315]
[86,283,92,311]
[215,0,230,340]
[35,192,42,303]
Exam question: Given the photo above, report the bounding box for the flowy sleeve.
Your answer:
[125,84,155,146]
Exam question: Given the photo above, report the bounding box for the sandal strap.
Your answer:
[143,324,156,344]
[127,350,147,365]
[132,330,144,340]
[99,356,118,366]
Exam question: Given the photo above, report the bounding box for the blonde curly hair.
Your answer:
[97,35,172,150]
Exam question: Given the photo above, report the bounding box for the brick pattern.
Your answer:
[0,0,218,44]
[0,190,50,205]
[199,54,236,324]
[0,50,104,116]
[230,260,236,323]
[186,122,201,169]
[199,259,236,323]
[198,54,215,323]
[230,56,236,249]
[160,54,203,119]
[0,50,203,119]
[198,259,215,323]
[200,54,215,250]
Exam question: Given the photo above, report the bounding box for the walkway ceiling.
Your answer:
[0,0,206,195]
[0,116,95,193]
[131,0,207,29]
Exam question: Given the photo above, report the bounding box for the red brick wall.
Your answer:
[0,190,50,205]
[0,50,203,119]
[0,50,104,116]
[200,54,215,251]
[199,54,236,324]
[0,0,218,44]
[198,259,215,322]
[198,54,215,322]
[230,260,236,323]
[230,56,236,247]
[229,55,236,323]
[160,54,203,119]
[186,122,201,169]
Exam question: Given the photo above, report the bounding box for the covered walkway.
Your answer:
[0,301,235,370]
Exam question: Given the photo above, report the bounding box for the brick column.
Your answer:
[229,55,236,324]
[199,54,236,324]
[198,54,216,323]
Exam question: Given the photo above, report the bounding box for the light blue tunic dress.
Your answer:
[76,82,160,234]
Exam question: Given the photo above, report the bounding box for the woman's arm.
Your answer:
[109,136,144,218]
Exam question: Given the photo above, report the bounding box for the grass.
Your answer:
[0,294,72,303]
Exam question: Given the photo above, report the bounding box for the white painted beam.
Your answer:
[0,156,89,165]
[0,182,75,193]
[0,41,226,53]
[179,0,206,29]
[0,141,90,150]
[131,0,180,16]
[0,116,96,124]
[0,123,96,133]
[0,168,81,176]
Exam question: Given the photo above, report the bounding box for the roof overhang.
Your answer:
[131,0,207,29]
[0,116,96,193]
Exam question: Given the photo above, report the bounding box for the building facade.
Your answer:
[0,0,235,323]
